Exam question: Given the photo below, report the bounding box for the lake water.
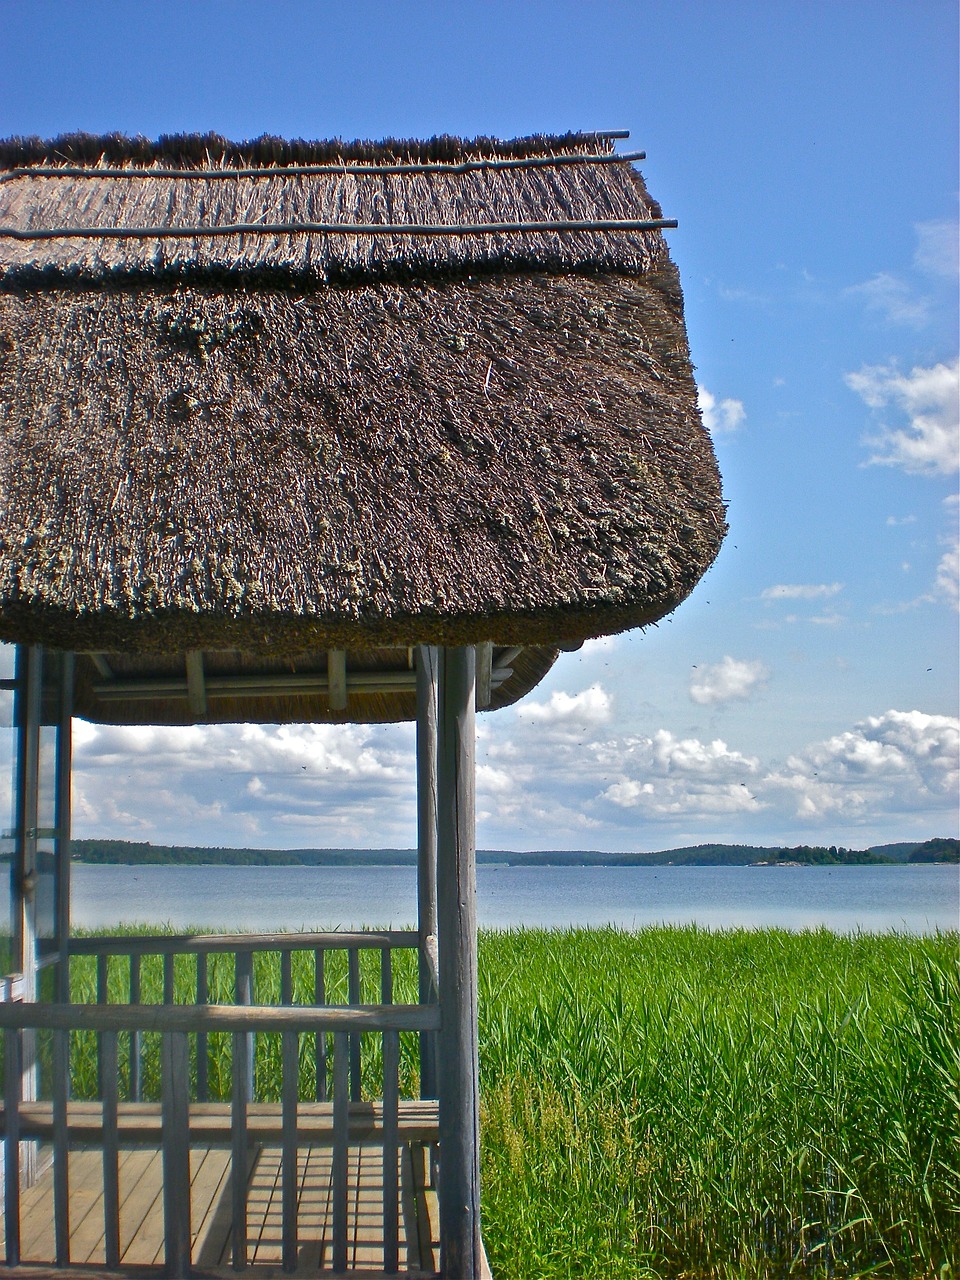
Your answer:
[45,862,960,934]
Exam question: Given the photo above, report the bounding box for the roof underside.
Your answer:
[0,132,726,723]
[74,643,558,726]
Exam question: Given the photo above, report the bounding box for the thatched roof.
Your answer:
[0,130,725,723]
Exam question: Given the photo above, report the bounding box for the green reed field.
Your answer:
[65,925,958,1278]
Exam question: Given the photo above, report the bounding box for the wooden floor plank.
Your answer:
[2,1140,443,1277]
[116,1148,164,1265]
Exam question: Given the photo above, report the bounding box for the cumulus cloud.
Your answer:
[517,684,611,731]
[764,710,959,822]
[689,656,769,705]
[847,357,959,476]
[697,385,745,436]
[601,731,761,817]
[71,720,416,846]
[761,583,844,602]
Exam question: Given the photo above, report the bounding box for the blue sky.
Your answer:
[1,0,957,852]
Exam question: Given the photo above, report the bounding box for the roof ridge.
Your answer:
[0,150,646,184]
[0,130,626,172]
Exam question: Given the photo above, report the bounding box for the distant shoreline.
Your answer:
[62,836,959,868]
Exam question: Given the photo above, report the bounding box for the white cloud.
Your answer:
[763,710,959,822]
[600,731,762,818]
[517,684,611,731]
[71,719,416,846]
[761,583,843,602]
[847,357,960,476]
[914,219,960,280]
[689,656,769,705]
[846,273,930,327]
[697,385,745,436]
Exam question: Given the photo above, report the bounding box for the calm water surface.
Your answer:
[48,862,960,934]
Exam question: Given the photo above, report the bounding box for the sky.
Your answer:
[0,0,957,853]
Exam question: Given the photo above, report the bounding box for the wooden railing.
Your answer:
[0,1000,440,1274]
[0,931,443,1274]
[66,929,438,1104]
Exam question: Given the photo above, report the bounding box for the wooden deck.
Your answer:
[1,1142,440,1277]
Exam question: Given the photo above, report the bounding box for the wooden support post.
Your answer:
[12,646,40,1193]
[382,1029,400,1274]
[327,649,348,711]
[102,1031,120,1269]
[52,1027,70,1265]
[54,652,74,1005]
[475,642,493,710]
[332,1031,349,1275]
[231,1031,249,1270]
[161,1031,191,1278]
[281,1029,299,1273]
[415,645,439,1101]
[4,1026,21,1266]
[436,646,482,1278]
[185,649,207,718]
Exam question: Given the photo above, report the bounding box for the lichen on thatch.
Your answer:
[0,130,726,692]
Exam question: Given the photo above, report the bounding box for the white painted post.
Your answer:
[436,646,482,1278]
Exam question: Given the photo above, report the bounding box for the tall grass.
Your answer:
[62,925,958,1277]
[477,927,959,1278]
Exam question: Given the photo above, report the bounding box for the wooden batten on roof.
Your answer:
[0,130,725,725]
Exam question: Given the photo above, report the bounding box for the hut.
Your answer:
[0,130,725,1278]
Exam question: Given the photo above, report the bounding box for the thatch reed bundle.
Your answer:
[0,131,725,723]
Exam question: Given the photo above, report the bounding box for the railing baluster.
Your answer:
[382,1028,400,1274]
[196,952,209,1102]
[348,948,361,1101]
[235,951,254,1102]
[315,949,326,1102]
[102,1030,120,1268]
[231,1030,249,1270]
[4,1027,21,1266]
[161,1030,192,1277]
[282,1029,299,1272]
[129,953,141,1101]
[381,946,393,1004]
[333,1030,349,1274]
[280,948,293,1005]
[53,1026,70,1265]
[163,951,175,1006]
[96,952,108,1099]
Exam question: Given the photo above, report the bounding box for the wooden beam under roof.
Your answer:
[90,662,516,702]
[327,650,347,711]
[185,651,207,717]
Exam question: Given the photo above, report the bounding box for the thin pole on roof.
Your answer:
[0,149,647,183]
[0,216,677,243]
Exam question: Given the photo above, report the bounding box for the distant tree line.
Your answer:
[58,836,958,867]
[906,837,959,863]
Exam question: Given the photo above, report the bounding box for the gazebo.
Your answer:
[0,130,724,1278]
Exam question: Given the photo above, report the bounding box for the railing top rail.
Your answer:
[0,1000,438,1034]
[68,929,420,956]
